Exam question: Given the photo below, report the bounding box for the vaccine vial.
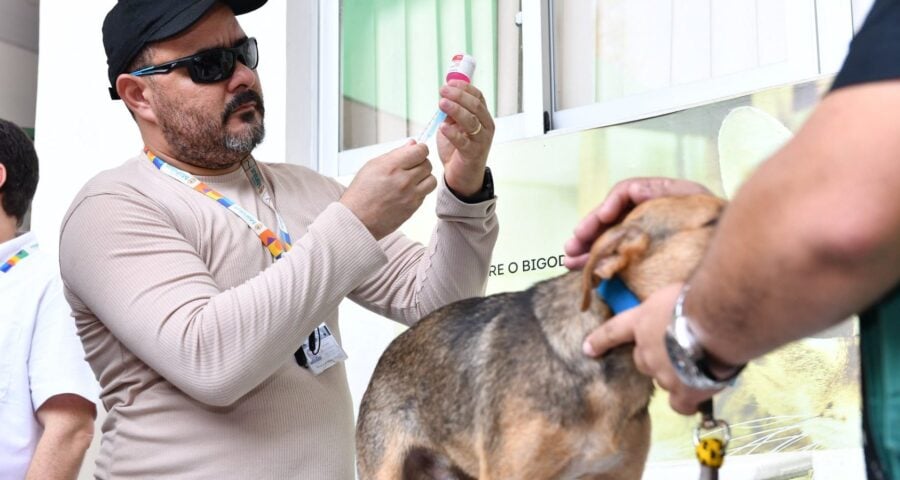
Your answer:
[417,53,477,143]
[446,54,477,84]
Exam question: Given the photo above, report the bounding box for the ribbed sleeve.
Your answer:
[349,176,498,323]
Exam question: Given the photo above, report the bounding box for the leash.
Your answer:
[694,399,730,479]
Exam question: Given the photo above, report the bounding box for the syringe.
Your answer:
[417,54,477,143]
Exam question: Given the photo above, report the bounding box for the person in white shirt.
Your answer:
[0,118,99,480]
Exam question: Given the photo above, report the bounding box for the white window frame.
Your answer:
[549,0,855,135]
[307,0,857,176]
[316,0,550,177]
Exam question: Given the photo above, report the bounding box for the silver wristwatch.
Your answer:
[664,285,743,390]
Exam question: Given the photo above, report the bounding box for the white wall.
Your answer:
[0,41,38,128]
[0,0,39,129]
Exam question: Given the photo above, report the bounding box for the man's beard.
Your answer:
[154,89,266,170]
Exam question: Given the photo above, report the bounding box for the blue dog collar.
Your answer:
[596,277,640,315]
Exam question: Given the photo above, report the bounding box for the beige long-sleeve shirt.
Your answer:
[59,153,497,479]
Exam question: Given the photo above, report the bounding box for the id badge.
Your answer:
[297,323,348,375]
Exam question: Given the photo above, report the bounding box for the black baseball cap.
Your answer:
[103,0,267,100]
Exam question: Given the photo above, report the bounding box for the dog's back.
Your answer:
[357,194,726,480]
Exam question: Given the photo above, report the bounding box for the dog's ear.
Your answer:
[580,225,650,311]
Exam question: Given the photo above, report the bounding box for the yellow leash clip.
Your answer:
[694,399,730,480]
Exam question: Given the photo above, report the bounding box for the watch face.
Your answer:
[665,327,731,391]
[664,328,691,380]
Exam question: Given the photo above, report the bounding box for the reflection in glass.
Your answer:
[340,0,522,151]
[552,0,792,110]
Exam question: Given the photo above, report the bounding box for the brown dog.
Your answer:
[356,194,726,480]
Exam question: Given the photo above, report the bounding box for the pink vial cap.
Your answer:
[445,54,476,84]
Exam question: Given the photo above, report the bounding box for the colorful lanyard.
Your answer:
[146,149,293,260]
[1,244,35,273]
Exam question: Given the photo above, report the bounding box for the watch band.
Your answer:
[449,167,494,204]
[665,285,744,390]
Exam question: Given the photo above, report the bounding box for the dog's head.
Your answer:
[581,194,726,310]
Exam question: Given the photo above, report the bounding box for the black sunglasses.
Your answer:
[130,37,259,84]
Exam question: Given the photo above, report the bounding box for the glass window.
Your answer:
[551,0,824,119]
[327,0,852,173]
[340,0,523,152]
[553,0,797,109]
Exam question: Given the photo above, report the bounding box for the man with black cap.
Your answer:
[59,1,498,478]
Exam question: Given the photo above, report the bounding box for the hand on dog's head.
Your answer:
[581,194,726,311]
